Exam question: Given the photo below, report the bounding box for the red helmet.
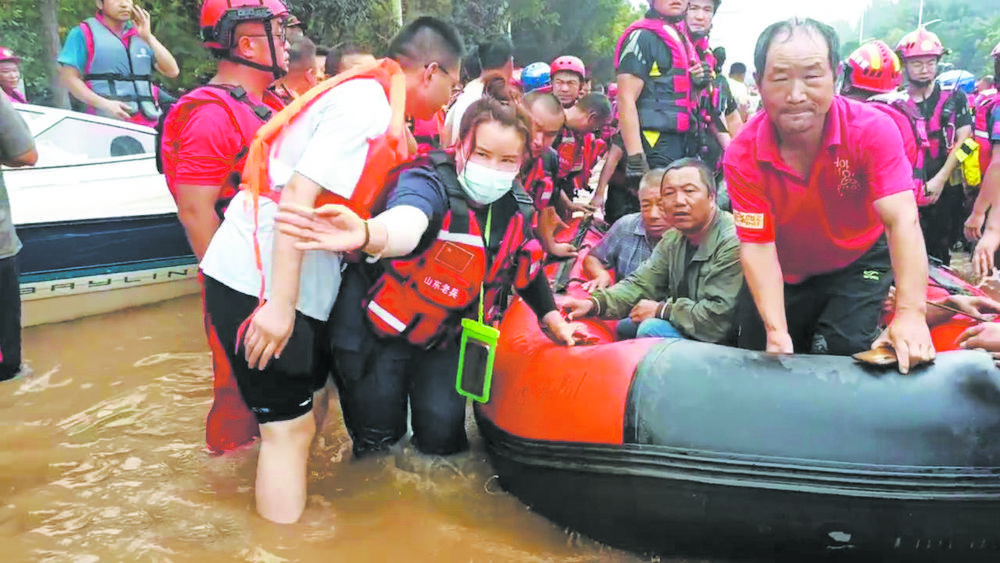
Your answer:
[895,27,948,60]
[551,56,586,80]
[200,0,289,51]
[844,40,902,94]
[992,40,1000,60]
[0,47,19,64]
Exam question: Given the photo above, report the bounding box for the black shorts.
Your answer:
[736,237,893,356]
[203,275,330,424]
[642,131,689,169]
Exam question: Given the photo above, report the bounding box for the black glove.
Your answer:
[625,152,650,179]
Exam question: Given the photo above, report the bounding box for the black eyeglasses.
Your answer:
[426,62,459,87]
[242,30,288,43]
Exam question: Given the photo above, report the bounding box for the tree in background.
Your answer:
[840,0,1000,78]
[7,0,642,107]
[511,0,639,83]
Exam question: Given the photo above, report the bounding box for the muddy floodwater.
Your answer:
[0,294,735,563]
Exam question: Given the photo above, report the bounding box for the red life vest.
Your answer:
[613,17,698,134]
[868,95,930,205]
[160,85,283,216]
[973,89,1000,175]
[522,153,555,210]
[904,86,963,164]
[365,151,544,349]
[555,130,606,195]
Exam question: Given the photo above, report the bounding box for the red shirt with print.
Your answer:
[162,88,284,203]
[724,96,914,283]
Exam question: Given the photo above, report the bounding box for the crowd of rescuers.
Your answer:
[9,0,997,526]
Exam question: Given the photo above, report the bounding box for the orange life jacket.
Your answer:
[232,59,410,347]
[522,151,556,210]
[241,57,409,215]
[365,151,544,349]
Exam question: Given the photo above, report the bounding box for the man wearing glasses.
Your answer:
[896,27,973,265]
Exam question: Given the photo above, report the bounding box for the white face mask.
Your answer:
[457,159,517,205]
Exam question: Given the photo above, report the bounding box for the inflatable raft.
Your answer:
[476,220,1000,558]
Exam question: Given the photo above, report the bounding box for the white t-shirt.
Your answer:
[201,79,392,321]
[728,77,750,113]
[443,78,485,142]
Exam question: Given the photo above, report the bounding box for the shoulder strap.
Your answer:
[426,150,470,233]
[201,84,273,121]
[509,181,536,238]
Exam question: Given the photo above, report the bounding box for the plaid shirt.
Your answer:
[590,212,655,279]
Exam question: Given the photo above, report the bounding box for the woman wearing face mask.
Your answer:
[276,96,579,458]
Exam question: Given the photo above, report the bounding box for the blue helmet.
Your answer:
[522,62,551,92]
[938,69,976,94]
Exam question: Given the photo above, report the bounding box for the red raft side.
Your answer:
[480,297,658,445]
[926,267,988,352]
[480,215,657,445]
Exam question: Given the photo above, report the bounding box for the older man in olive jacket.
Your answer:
[563,158,743,343]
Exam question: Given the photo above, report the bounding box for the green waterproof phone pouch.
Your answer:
[455,318,500,403]
[455,205,500,404]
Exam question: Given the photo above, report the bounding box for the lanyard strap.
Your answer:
[478,204,493,324]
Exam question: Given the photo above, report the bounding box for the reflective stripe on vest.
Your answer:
[366,152,539,348]
[80,17,159,121]
[613,18,697,134]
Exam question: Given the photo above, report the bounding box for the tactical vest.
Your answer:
[614,17,698,134]
[868,94,930,205]
[80,16,158,125]
[365,151,543,349]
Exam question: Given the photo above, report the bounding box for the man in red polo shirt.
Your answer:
[725,18,934,374]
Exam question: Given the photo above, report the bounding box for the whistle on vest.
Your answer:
[955,138,982,187]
